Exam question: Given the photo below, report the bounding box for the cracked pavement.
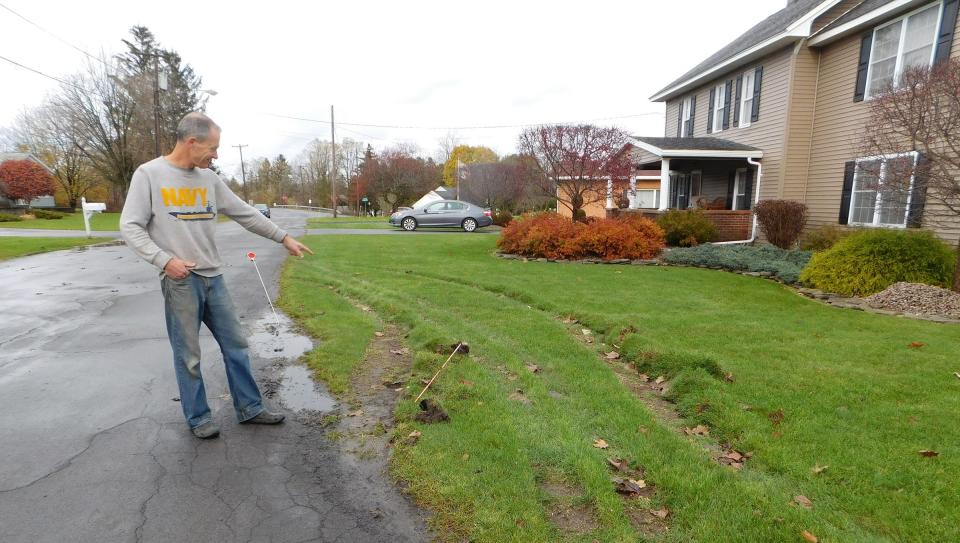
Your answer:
[0,209,427,542]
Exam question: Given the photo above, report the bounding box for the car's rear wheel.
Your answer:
[462,218,478,232]
[401,217,417,231]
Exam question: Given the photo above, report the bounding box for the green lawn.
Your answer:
[0,237,107,260]
[0,212,120,231]
[307,215,392,229]
[281,234,959,542]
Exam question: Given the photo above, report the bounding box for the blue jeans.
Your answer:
[161,273,264,428]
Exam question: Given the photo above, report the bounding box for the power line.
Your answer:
[260,111,664,131]
[0,53,78,89]
[0,2,108,66]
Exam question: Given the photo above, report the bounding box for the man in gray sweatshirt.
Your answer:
[120,112,312,439]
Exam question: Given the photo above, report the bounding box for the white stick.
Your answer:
[251,259,282,330]
[415,343,463,403]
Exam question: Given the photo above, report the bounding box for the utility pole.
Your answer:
[233,144,249,202]
[330,105,337,218]
[153,54,162,157]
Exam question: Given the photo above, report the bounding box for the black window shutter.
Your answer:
[723,80,733,130]
[750,67,763,122]
[935,0,959,64]
[733,75,742,127]
[839,161,856,224]
[743,168,754,210]
[688,96,696,137]
[677,101,683,137]
[726,171,736,210]
[707,88,715,134]
[854,33,873,102]
[907,154,930,227]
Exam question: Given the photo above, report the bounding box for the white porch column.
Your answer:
[658,158,671,211]
[628,176,637,209]
[605,178,614,209]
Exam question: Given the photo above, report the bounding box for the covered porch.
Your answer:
[605,137,763,242]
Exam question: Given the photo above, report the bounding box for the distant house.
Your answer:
[0,152,57,209]
[411,186,457,209]
[595,0,960,243]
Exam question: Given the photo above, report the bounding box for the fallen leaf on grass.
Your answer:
[637,373,650,382]
[593,438,609,449]
[768,408,785,427]
[918,449,939,457]
[954,372,960,380]
[612,477,646,495]
[683,425,710,437]
[358,304,371,312]
[907,341,925,349]
[459,378,474,387]
[508,389,532,405]
[604,351,621,360]
[462,453,470,461]
[405,430,422,445]
[654,375,666,384]
[724,372,735,383]
[374,331,384,337]
[348,409,364,417]
[650,507,669,519]
[525,363,542,374]
[562,316,578,324]
[811,464,829,474]
[637,426,649,434]
[607,457,630,472]
[801,530,818,542]
[390,348,410,356]
[584,337,594,344]
[792,495,813,509]
[581,329,592,336]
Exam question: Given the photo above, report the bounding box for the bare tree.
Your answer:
[518,124,630,219]
[861,60,960,291]
[434,131,461,164]
[50,59,139,207]
[5,104,100,208]
[462,159,528,210]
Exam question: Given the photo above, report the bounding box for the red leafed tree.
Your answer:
[0,159,55,208]
[861,59,960,291]
[518,124,630,220]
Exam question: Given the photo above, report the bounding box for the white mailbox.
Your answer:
[81,197,106,238]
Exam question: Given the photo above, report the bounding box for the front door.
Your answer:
[670,173,692,209]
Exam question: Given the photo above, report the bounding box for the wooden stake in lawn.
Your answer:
[415,342,465,403]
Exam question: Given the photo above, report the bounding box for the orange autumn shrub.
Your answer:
[497,212,665,260]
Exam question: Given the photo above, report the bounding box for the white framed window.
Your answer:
[865,2,942,99]
[635,189,660,209]
[680,97,692,137]
[849,152,918,227]
[740,70,755,127]
[712,84,726,133]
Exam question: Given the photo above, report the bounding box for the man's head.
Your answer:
[175,112,220,169]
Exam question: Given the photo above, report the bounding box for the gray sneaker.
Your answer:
[241,410,285,425]
[191,421,220,439]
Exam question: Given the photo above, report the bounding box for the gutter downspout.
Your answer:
[713,156,762,245]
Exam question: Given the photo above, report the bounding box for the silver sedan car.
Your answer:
[389,200,493,232]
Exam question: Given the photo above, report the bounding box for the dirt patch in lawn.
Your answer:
[539,479,599,535]
[331,323,413,461]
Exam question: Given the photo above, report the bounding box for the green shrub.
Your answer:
[0,212,23,222]
[799,228,955,296]
[491,209,512,227]
[32,209,65,219]
[496,212,665,260]
[799,225,861,252]
[656,209,718,246]
[754,199,807,249]
[663,243,811,283]
[573,208,587,222]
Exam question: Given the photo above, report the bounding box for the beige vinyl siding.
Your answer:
[805,9,960,244]
[684,47,794,201]
[780,42,820,200]
[665,101,682,137]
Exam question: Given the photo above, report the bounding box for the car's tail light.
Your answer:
[483,210,492,217]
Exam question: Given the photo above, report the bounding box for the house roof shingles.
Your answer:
[651,0,825,100]
[631,136,762,152]
[815,0,917,36]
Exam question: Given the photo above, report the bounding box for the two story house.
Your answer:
[613,0,959,243]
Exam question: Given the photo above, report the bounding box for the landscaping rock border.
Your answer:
[494,251,960,324]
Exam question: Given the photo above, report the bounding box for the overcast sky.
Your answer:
[1,0,785,178]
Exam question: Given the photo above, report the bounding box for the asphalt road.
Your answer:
[0,209,426,543]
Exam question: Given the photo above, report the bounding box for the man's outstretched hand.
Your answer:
[282,235,314,258]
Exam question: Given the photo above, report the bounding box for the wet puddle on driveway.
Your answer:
[248,313,336,413]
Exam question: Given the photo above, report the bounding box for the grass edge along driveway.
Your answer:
[280,233,959,542]
[0,237,107,261]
